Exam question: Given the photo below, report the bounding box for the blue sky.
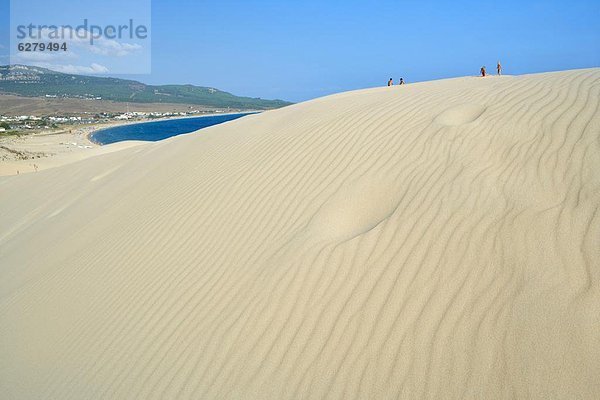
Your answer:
[1,0,599,102]
[6,0,151,74]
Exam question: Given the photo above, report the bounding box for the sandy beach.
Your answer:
[0,122,145,176]
[0,69,599,399]
[0,112,256,176]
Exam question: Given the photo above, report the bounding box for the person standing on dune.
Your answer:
[388,78,393,86]
[399,78,405,85]
[497,61,502,75]
[480,66,486,77]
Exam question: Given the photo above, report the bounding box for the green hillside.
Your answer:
[0,65,291,110]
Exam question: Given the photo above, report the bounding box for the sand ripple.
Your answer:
[1,69,599,399]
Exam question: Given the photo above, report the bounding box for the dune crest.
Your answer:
[1,69,599,399]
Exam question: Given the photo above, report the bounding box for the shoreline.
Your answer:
[0,110,261,176]
[86,110,259,145]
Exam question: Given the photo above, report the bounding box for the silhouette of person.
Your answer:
[399,78,405,85]
[480,66,486,77]
[388,78,393,86]
[497,61,502,75]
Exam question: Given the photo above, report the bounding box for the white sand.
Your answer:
[0,113,255,176]
[0,69,599,399]
[0,124,148,176]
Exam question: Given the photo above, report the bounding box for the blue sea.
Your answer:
[90,113,252,145]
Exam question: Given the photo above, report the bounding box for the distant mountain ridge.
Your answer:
[0,65,291,110]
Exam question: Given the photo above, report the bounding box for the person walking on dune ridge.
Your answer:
[480,66,486,77]
[398,78,405,85]
[388,78,393,86]
[497,61,502,75]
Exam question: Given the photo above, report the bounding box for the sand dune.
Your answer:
[0,139,147,176]
[1,69,599,399]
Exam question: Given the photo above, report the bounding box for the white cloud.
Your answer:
[51,63,109,74]
[88,40,142,57]
[38,27,142,57]
[10,25,148,73]
[13,50,78,62]
[25,62,109,74]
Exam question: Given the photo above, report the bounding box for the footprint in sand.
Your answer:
[435,103,487,126]
[90,165,122,182]
[304,174,403,243]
